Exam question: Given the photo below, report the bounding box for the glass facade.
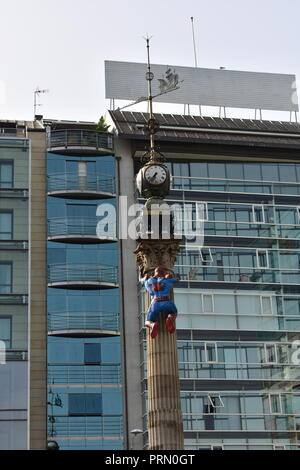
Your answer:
[47,150,123,449]
[0,137,29,450]
[139,160,300,450]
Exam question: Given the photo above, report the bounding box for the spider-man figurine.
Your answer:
[140,266,180,338]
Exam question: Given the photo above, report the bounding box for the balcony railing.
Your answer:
[48,311,119,332]
[48,263,118,288]
[47,172,115,196]
[48,365,121,385]
[182,413,299,432]
[47,416,123,438]
[171,175,300,197]
[176,265,300,285]
[47,130,113,154]
[0,294,27,304]
[5,350,28,361]
[48,217,116,242]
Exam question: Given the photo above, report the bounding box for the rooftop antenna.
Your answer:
[189,17,202,117]
[190,17,198,68]
[34,87,49,118]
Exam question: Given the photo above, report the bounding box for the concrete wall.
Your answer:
[115,138,144,449]
[27,130,47,450]
[0,361,28,449]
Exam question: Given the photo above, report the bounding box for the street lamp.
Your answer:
[130,429,143,450]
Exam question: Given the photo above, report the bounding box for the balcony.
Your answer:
[48,311,120,337]
[48,217,117,244]
[47,130,114,155]
[47,416,123,439]
[0,295,27,304]
[48,364,121,384]
[47,173,116,199]
[171,175,300,198]
[47,263,118,289]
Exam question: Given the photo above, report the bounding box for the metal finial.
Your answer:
[143,35,159,162]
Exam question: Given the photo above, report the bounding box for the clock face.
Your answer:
[144,165,167,185]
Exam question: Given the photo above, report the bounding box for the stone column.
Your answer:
[135,239,184,450]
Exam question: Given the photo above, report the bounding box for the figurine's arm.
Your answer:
[139,266,150,284]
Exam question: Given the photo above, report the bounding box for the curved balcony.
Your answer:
[47,129,114,155]
[48,311,120,337]
[48,364,121,384]
[48,263,118,289]
[47,173,116,199]
[48,217,117,243]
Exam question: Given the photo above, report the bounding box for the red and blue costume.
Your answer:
[143,276,178,323]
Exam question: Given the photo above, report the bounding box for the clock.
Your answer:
[144,165,167,185]
[136,162,170,198]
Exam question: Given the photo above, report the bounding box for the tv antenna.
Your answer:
[34,86,49,118]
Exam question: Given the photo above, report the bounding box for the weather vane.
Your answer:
[116,36,183,162]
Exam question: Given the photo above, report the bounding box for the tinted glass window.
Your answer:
[0,161,13,188]
[0,212,12,239]
[0,263,12,293]
[244,164,262,180]
[84,343,101,364]
[69,393,102,415]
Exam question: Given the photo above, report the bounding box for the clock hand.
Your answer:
[150,172,158,181]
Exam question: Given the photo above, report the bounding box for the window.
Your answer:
[207,395,224,409]
[69,393,102,416]
[66,204,97,217]
[269,394,283,414]
[252,205,265,223]
[0,161,13,188]
[0,263,12,293]
[0,316,11,348]
[264,344,278,364]
[0,211,13,239]
[202,294,214,313]
[273,444,286,450]
[260,296,273,315]
[200,248,213,265]
[256,250,269,268]
[84,343,101,364]
[205,342,218,362]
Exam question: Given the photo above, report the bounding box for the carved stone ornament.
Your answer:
[134,238,180,276]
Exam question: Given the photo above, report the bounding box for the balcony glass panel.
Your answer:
[48,263,118,285]
[48,130,113,151]
[48,217,116,239]
[48,365,121,385]
[48,311,119,332]
[47,173,115,194]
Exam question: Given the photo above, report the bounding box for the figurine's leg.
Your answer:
[145,304,159,338]
[166,314,177,333]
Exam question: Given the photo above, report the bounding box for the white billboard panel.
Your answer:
[105,61,298,112]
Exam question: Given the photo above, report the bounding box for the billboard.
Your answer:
[105,61,298,112]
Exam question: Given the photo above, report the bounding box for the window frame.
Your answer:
[204,342,218,363]
[0,315,12,349]
[0,262,12,293]
[268,394,283,415]
[0,210,13,239]
[264,343,278,364]
[0,160,14,188]
[68,392,102,416]
[256,249,269,268]
[252,204,265,224]
[260,295,274,315]
[202,294,214,313]
[84,343,101,365]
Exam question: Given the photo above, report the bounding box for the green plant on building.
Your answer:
[96,116,110,132]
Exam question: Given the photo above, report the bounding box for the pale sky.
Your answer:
[0,0,299,122]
